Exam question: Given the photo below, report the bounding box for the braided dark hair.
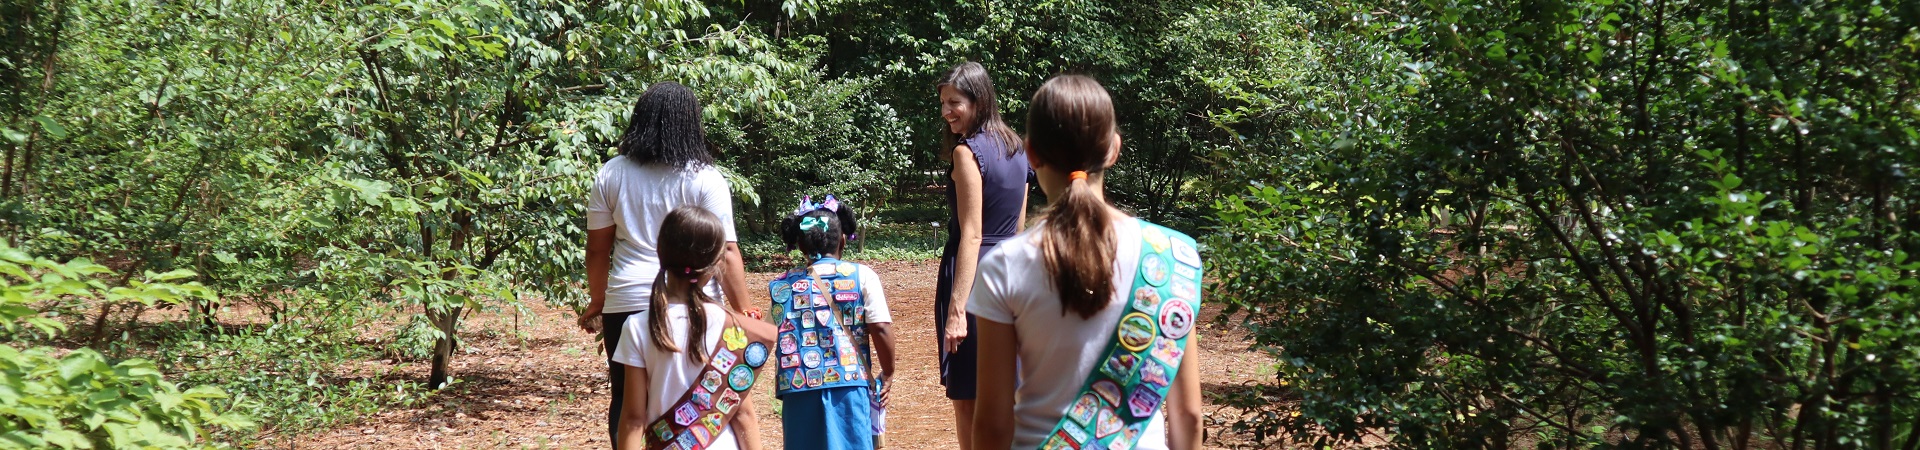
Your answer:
[617,82,715,168]
[779,205,860,259]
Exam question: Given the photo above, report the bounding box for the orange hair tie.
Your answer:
[1069,170,1088,181]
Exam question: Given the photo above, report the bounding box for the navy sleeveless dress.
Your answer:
[936,131,1030,400]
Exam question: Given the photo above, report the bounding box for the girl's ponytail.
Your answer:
[1026,75,1121,319]
[647,207,732,364]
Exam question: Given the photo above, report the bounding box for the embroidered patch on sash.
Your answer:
[728,364,754,391]
[1132,287,1162,313]
[1045,430,1081,450]
[1095,407,1123,437]
[1159,299,1194,339]
[1172,239,1200,268]
[716,389,741,413]
[1139,360,1171,389]
[652,420,674,441]
[1171,278,1198,302]
[1101,353,1140,380]
[1062,420,1091,444]
[1068,393,1099,425]
[1143,226,1171,253]
[744,342,768,368]
[1174,264,1199,282]
[723,327,747,351]
[699,370,722,393]
[1127,386,1163,419]
[1092,380,1123,407]
[1150,338,1184,365]
[712,349,738,372]
[1116,313,1157,352]
[673,402,699,426]
[1140,252,1170,287]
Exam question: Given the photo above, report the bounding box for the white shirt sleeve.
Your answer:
[610,312,649,369]
[967,250,1015,324]
[586,166,616,231]
[699,168,738,242]
[860,266,892,324]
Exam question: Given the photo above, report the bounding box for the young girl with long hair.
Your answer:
[969,75,1204,450]
[583,81,758,449]
[611,206,776,450]
[768,196,898,449]
[932,61,1029,449]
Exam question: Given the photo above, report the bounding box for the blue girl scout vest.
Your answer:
[1042,221,1203,450]
[767,257,872,396]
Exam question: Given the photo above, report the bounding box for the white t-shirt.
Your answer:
[611,302,740,450]
[968,218,1173,450]
[801,260,895,324]
[587,156,738,314]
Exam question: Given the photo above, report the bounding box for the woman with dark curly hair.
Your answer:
[580,81,756,450]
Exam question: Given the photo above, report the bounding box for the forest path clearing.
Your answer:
[266,260,1278,449]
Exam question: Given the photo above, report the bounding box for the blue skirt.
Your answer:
[782,386,873,450]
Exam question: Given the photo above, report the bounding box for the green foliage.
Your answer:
[0,247,253,449]
[1214,0,1920,447]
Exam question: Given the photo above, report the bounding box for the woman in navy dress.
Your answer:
[933,61,1029,449]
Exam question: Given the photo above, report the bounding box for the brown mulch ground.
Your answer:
[250,260,1283,449]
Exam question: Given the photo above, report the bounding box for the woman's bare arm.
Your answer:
[946,145,985,354]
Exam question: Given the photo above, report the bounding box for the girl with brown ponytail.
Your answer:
[610,206,776,450]
[968,75,1205,450]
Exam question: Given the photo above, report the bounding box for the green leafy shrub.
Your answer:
[1213,0,1920,447]
[0,247,254,448]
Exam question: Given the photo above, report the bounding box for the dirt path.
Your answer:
[266,260,1277,449]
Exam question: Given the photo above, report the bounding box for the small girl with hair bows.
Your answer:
[767,195,898,449]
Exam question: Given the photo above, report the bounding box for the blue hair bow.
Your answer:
[791,194,841,217]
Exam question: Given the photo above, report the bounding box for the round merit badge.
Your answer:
[744,342,769,368]
[801,347,823,368]
[1159,299,1194,339]
[1117,312,1157,352]
[728,365,755,391]
[1140,252,1171,287]
[1132,286,1162,313]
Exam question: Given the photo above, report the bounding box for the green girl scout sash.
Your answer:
[766,257,873,397]
[1041,221,1203,450]
[644,316,771,450]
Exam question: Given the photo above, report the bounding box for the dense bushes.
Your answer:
[1212,0,1920,447]
[0,247,253,448]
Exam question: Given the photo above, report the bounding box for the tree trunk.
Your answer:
[426,304,462,389]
